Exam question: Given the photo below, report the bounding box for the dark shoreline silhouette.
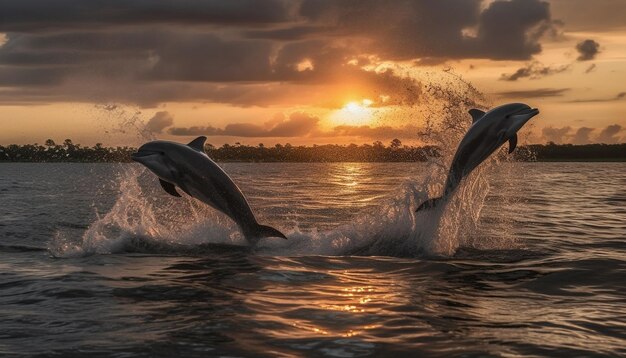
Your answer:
[0,139,624,163]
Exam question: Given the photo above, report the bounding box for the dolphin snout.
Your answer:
[510,107,539,126]
[515,107,539,117]
[525,108,539,116]
[131,150,159,163]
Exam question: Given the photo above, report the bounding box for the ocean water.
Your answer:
[0,162,625,357]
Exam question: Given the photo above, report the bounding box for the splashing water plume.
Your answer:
[51,70,520,258]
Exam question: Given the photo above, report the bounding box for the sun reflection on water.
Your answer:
[330,163,372,196]
[241,262,410,343]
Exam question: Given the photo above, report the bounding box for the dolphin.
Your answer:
[131,136,287,245]
[416,103,539,212]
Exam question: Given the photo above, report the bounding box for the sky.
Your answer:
[0,0,624,146]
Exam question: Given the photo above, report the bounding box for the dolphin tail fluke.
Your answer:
[415,196,443,212]
[246,224,288,244]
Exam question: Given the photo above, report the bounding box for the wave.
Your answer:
[49,70,519,258]
[49,153,508,260]
[0,244,48,253]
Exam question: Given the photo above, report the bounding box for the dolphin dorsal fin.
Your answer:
[469,109,486,123]
[187,136,207,152]
[508,134,518,154]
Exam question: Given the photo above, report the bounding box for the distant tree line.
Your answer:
[0,139,624,162]
[0,139,135,163]
[518,142,626,162]
[204,139,438,162]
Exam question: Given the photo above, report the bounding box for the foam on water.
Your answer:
[50,70,513,258]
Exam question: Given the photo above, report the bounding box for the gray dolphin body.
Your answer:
[416,103,539,212]
[131,136,287,245]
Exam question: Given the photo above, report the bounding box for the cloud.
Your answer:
[298,0,554,61]
[168,112,320,137]
[542,126,572,143]
[0,30,422,107]
[0,0,559,106]
[496,88,570,98]
[571,127,594,144]
[145,111,174,133]
[497,37,599,82]
[576,39,600,61]
[500,62,570,81]
[244,25,325,41]
[168,110,424,141]
[549,0,626,31]
[328,124,420,139]
[539,124,625,144]
[584,64,596,74]
[472,0,553,60]
[0,0,293,31]
[567,91,626,103]
[596,124,623,144]
[1,31,277,82]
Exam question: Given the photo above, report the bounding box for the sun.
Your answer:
[330,99,374,125]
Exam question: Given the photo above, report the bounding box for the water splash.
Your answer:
[51,70,518,258]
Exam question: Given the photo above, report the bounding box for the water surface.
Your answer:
[1,163,625,356]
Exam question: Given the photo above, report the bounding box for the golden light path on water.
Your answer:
[241,261,404,341]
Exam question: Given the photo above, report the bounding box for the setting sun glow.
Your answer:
[330,99,374,125]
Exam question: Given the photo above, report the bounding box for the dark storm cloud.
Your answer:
[244,26,325,41]
[596,124,623,144]
[500,62,569,81]
[472,0,552,60]
[576,39,600,61]
[0,48,101,66]
[1,31,276,82]
[168,112,320,137]
[147,35,276,82]
[145,111,174,133]
[496,88,570,98]
[0,81,276,107]
[0,0,559,106]
[296,0,553,60]
[0,66,69,86]
[0,0,292,31]
[0,29,422,106]
[297,0,480,60]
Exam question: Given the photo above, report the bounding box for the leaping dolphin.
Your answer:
[131,136,287,245]
[416,103,539,212]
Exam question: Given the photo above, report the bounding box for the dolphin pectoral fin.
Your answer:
[177,182,193,197]
[508,134,518,154]
[187,136,207,152]
[415,196,443,212]
[469,109,486,123]
[159,179,181,197]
